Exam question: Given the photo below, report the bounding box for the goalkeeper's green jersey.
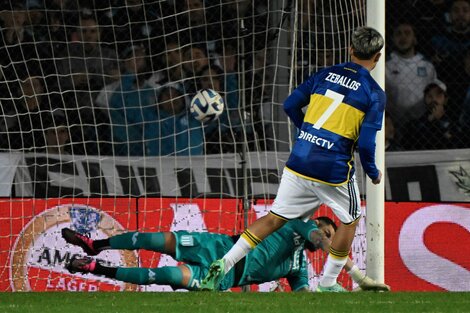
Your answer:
[173,219,319,291]
[237,219,319,291]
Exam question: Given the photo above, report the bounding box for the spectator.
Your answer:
[94,71,121,109]
[146,36,185,89]
[0,76,47,151]
[182,44,210,94]
[57,13,118,91]
[57,63,110,156]
[386,21,438,127]
[205,0,256,44]
[214,41,243,137]
[156,83,204,156]
[406,0,451,56]
[44,0,69,11]
[169,0,209,46]
[384,112,403,151]
[42,6,69,58]
[42,111,70,155]
[0,3,44,82]
[197,65,224,92]
[244,47,275,151]
[104,0,162,57]
[403,80,463,150]
[108,45,159,156]
[43,0,79,30]
[23,0,46,41]
[431,0,470,118]
[196,64,235,154]
[296,36,335,82]
[458,48,470,146]
[183,44,210,77]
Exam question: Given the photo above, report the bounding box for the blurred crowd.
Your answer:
[384,0,470,150]
[0,0,273,156]
[0,0,468,158]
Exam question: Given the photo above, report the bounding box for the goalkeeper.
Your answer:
[62,217,389,292]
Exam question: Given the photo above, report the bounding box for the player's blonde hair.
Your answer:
[351,26,384,60]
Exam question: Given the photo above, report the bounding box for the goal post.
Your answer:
[366,0,386,284]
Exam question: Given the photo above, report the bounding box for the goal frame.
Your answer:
[365,0,386,284]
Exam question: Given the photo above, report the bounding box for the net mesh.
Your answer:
[0,0,368,292]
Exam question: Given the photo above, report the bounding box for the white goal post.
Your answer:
[366,0,386,284]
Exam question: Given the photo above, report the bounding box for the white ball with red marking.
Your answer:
[190,89,224,123]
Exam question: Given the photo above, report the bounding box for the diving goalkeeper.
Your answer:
[62,217,389,292]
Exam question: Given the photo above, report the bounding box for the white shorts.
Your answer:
[270,168,362,224]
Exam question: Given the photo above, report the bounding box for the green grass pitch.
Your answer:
[1,292,469,313]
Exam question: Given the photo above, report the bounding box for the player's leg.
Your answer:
[315,175,361,292]
[66,257,194,289]
[201,169,320,290]
[107,232,176,257]
[224,213,287,271]
[317,220,357,292]
[62,228,176,256]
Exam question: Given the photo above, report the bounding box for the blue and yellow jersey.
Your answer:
[285,62,386,185]
[237,219,319,291]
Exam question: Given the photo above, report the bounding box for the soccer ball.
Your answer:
[190,89,224,123]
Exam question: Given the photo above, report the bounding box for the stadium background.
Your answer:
[0,0,469,293]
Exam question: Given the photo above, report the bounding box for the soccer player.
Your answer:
[201,26,386,292]
[62,217,389,291]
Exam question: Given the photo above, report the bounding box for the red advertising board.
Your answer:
[0,198,356,292]
[6,198,467,292]
[385,202,470,291]
[0,198,137,292]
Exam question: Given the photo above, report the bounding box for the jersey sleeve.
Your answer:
[357,125,379,180]
[362,88,386,130]
[287,219,319,241]
[287,256,309,291]
[283,75,315,128]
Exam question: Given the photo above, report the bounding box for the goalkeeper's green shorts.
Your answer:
[173,231,235,290]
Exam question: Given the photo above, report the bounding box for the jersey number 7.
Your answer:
[312,89,345,130]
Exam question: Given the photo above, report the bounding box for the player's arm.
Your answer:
[287,219,330,250]
[283,77,314,128]
[358,89,386,184]
[357,125,381,184]
[344,259,391,291]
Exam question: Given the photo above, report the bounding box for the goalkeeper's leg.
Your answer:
[114,265,189,289]
[62,228,175,256]
[107,232,176,256]
[201,213,286,290]
[66,257,192,289]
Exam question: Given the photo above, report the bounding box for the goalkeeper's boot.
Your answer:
[316,283,347,292]
[66,256,97,274]
[200,259,226,291]
[61,228,99,256]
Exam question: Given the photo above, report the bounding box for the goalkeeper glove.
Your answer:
[347,265,391,291]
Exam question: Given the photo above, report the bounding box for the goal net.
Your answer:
[0,0,368,292]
